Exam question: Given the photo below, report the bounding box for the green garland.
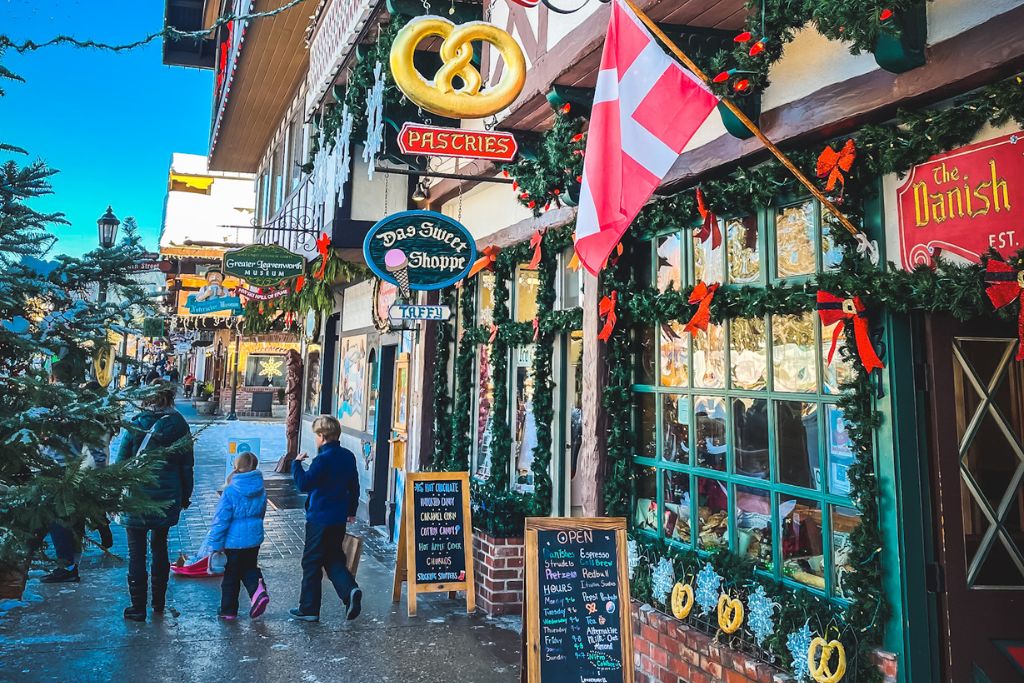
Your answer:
[501,105,586,216]
[449,283,477,472]
[431,288,456,472]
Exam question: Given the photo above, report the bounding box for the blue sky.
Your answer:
[0,0,213,256]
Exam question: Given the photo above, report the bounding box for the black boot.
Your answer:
[124,575,147,622]
[151,578,167,613]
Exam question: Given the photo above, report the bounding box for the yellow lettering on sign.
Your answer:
[911,159,1013,229]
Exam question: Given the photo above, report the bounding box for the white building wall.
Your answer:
[160,153,257,248]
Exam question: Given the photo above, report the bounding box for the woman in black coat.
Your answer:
[116,382,194,621]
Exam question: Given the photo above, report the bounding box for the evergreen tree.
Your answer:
[0,46,164,594]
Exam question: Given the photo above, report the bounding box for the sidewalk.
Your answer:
[0,410,522,682]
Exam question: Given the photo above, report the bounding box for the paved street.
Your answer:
[0,405,521,682]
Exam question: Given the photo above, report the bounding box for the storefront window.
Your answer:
[304,347,321,414]
[632,199,860,600]
[477,271,495,326]
[472,343,495,481]
[512,345,537,492]
[560,248,581,309]
[244,354,286,388]
[513,265,539,323]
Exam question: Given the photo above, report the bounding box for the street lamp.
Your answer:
[97,206,121,249]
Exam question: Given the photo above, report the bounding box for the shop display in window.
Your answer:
[473,344,495,480]
[736,485,772,568]
[696,477,728,549]
[244,354,286,388]
[513,346,537,492]
[656,234,681,292]
[730,317,768,390]
[774,202,816,278]
[659,321,688,387]
[694,396,726,471]
[726,216,760,284]
[693,324,725,388]
[780,495,825,590]
[772,312,818,393]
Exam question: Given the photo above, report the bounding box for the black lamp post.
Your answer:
[226,332,240,421]
[96,206,120,305]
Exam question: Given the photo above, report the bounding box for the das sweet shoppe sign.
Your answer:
[898,131,1024,269]
[363,210,477,294]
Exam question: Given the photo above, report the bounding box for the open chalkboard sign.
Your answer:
[392,471,475,616]
[524,517,633,683]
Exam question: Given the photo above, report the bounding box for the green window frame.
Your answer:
[632,198,861,603]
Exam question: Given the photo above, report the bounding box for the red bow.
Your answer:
[816,139,856,193]
[602,243,624,270]
[469,245,500,278]
[816,291,884,373]
[528,230,544,269]
[597,291,617,342]
[695,188,721,249]
[985,259,1024,360]
[532,317,540,341]
[488,322,498,343]
[294,275,305,293]
[684,281,719,336]
[313,233,331,280]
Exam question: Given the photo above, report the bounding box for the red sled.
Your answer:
[170,554,224,577]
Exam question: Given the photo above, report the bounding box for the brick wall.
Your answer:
[473,532,524,616]
[632,602,899,683]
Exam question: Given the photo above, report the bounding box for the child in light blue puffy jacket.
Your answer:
[204,452,270,620]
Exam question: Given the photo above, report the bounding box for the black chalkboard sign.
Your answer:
[524,518,633,683]
[394,471,475,616]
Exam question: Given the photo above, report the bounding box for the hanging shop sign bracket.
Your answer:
[373,166,514,184]
[397,123,518,162]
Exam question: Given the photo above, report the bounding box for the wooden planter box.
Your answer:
[472,531,524,616]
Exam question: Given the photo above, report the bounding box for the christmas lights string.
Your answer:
[0,0,311,53]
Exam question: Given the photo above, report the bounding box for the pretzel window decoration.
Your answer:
[808,637,847,683]
[716,592,744,634]
[389,17,527,119]
[670,581,694,620]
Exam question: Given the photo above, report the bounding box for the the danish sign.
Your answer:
[389,304,452,321]
[397,123,518,162]
[897,131,1024,269]
[363,210,477,291]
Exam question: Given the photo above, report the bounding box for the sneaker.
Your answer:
[123,606,146,622]
[288,607,319,622]
[346,588,362,621]
[41,565,79,584]
[218,612,237,621]
[249,579,270,619]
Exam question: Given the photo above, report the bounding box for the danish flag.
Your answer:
[574,0,719,275]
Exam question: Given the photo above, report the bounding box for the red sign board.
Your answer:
[397,123,517,162]
[897,131,1024,269]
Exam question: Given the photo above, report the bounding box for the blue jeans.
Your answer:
[49,521,80,566]
[299,522,357,615]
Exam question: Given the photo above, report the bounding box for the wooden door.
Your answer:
[925,315,1024,682]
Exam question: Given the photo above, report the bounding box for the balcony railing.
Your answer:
[304,0,378,117]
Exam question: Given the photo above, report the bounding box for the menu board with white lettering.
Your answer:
[395,471,475,617]
[524,518,633,683]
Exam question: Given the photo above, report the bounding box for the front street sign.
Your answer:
[223,243,305,286]
[389,304,452,321]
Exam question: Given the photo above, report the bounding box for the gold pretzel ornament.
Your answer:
[808,637,847,683]
[670,582,694,620]
[94,343,116,388]
[389,17,527,119]
[716,593,744,634]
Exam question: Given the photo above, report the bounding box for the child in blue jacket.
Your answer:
[204,452,270,620]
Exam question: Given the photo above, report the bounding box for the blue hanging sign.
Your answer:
[362,210,477,292]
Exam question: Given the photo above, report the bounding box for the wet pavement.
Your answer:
[0,404,522,682]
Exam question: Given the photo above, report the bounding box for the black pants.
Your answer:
[221,547,264,615]
[126,527,170,607]
[299,522,358,615]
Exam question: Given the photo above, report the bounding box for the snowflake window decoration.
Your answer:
[257,357,283,379]
[363,61,385,180]
[651,557,675,606]
[694,562,722,616]
[334,104,354,207]
[746,585,778,647]
[786,620,815,681]
[627,538,639,580]
[310,104,353,210]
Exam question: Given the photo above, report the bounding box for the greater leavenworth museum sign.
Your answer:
[363,210,477,293]
[223,244,305,287]
[898,131,1024,269]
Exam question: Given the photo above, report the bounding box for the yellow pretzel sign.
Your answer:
[808,637,847,683]
[716,593,744,634]
[389,17,527,119]
[670,582,694,620]
[94,343,116,388]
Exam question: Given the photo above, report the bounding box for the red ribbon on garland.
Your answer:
[532,317,540,341]
[313,233,331,280]
[984,258,1024,360]
[528,229,545,269]
[684,281,719,336]
[597,291,617,342]
[469,245,501,278]
[695,188,722,249]
[816,139,856,193]
[816,291,884,373]
[294,275,305,293]
[488,323,498,343]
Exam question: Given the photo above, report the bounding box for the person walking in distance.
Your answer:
[289,416,361,622]
[117,381,194,622]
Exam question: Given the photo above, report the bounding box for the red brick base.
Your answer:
[632,601,898,683]
[472,532,524,616]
